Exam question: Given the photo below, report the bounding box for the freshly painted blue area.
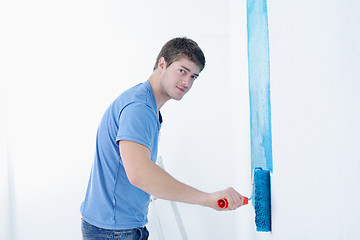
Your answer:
[247,0,273,175]
[247,0,273,232]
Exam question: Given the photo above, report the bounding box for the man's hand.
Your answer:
[209,187,246,211]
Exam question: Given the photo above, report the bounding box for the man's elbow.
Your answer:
[127,174,139,187]
[126,170,146,189]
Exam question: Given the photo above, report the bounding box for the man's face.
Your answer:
[159,57,201,101]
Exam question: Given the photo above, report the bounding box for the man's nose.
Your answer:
[182,77,192,88]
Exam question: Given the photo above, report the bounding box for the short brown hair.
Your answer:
[153,37,206,72]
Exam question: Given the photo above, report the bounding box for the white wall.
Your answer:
[269,0,360,239]
[2,0,360,240]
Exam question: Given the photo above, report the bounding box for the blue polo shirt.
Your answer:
[80,81,162,230]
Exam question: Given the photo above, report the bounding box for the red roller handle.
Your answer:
[243,196,249,205]
[218,197,249,209]
[217,199,228,208]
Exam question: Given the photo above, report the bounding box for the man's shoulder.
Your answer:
[113,81,154,110]
[120,82,149,102]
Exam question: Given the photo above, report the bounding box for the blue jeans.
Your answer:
[81,219,149,240]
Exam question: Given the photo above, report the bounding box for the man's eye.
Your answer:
[191,76,197,80]
[179,69,185,73]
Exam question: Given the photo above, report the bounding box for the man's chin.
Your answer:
[174,95,185,101]
[171,94,185,101]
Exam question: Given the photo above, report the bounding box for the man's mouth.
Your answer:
[176,86,185,93]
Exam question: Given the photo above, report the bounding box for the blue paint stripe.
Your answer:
[247,0,273,175]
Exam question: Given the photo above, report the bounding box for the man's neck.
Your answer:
[148,70,169,112]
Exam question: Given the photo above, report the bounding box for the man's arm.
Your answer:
[119,140,245,210]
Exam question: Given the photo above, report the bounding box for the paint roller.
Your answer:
[217,167,271,232]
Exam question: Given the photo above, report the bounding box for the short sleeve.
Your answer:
[116,103,157,150]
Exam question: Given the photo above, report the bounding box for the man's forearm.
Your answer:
[133,159,211,206]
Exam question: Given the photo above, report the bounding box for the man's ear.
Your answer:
[157,57,167,71]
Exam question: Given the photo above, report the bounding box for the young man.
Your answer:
[80,37,245,240]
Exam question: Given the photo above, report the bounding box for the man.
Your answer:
[80,37,245,240]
